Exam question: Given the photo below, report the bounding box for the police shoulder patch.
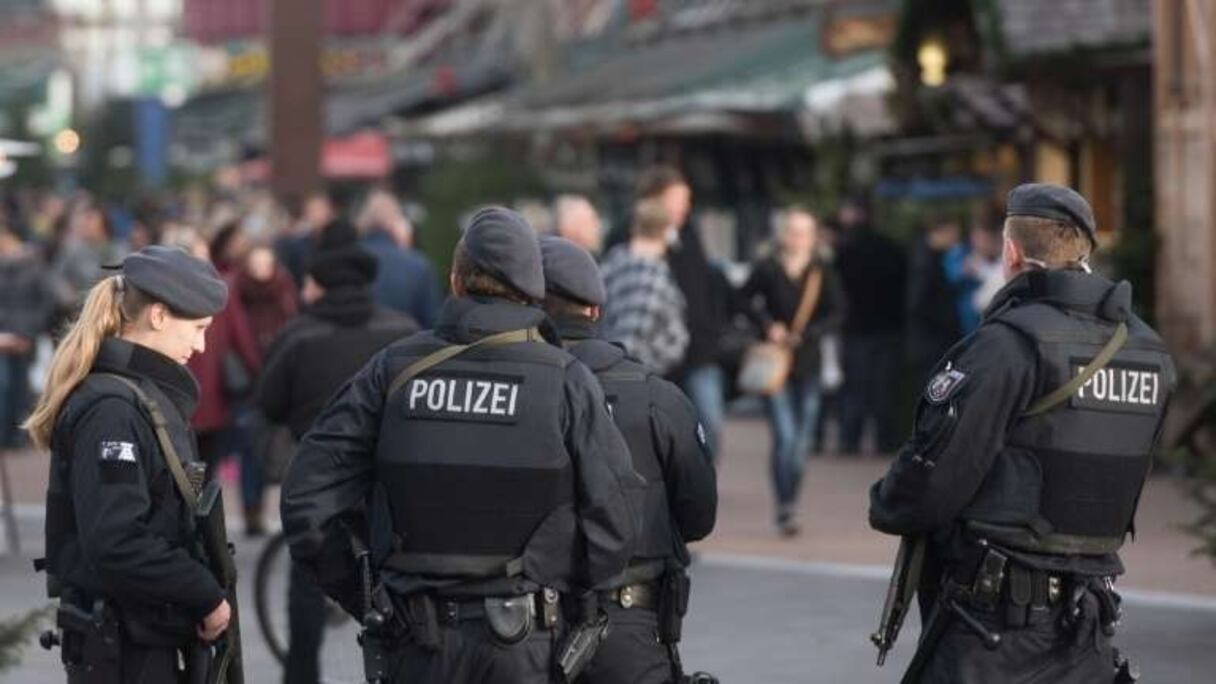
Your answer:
[925,368,967,404]
[99,440,139,463]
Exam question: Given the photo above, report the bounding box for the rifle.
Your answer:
[870,536,925,666]
[189,477,244,684]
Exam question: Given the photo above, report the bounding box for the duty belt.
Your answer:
[601,582,659,611]
[435,590,562,630]
[953,546,1069,628]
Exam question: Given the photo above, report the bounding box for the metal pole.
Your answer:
[0,450,20,556]
[268,0,323,204]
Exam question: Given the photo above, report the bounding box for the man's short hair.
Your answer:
[635,166,687,200]
[1004,215,1092,267]
[542,291,593,320]
[631,198,671,239]
[451,239,532,304]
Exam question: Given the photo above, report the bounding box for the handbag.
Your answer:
[737,266,823,396]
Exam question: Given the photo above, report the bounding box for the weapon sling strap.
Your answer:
[1020,322,1128,418]
[386,327,541,400]
[99,374,198,509]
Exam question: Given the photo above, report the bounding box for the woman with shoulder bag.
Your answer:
[25,246,236,683]
[738,208,846,537]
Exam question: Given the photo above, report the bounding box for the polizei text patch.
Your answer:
[402,371,524,424]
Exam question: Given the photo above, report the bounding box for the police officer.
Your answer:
[869,184,1175,683]
[27,246,235,682]
[281,207,640,683]
[539,236,718,684]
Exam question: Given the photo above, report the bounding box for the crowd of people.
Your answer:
[0,168,1008,545]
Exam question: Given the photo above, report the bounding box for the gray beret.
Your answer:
[463,207,545,300]
[122,245,228,318]
[540,236,605,306]
[1006,183,1097,246]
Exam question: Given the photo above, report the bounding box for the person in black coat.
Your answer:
[256,220,417,684]
[833,200,907,454]
[29,246,234,682]
[739,209,845,536]
[906,217,964,387]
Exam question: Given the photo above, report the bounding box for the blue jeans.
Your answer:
[765,376,822,515]
[680,364,725,461]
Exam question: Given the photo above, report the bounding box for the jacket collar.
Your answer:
[93,337,200,417]
[551,314,628,372]
[435,296,561,346]
[985,268,1133,323]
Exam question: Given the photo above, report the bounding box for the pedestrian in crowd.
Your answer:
[275,190,335,288]
[833,197,906,455]
[943,225,983,335]
[870,184,1175,682]
[906,216,964,386]
[258,220,417,684]
[968,222,1006,313]
[357,187,443,328]
[27,246,236,681]
[739,208,845,537]
[282,207,639,683]
[600,198,689,375]
[185,231,261,529]
[49,205,127,319]
[553,194,605,255]
[636,167,732,459]
[1,219,53,553]
[542,234,717,683]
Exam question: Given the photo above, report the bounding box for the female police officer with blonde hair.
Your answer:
[26,245,236,683]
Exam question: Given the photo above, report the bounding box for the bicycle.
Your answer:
[254,530,367,683]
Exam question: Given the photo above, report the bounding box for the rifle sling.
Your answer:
[100,374,198,510]
[1021,322,1128,418]
[386,327,541,400]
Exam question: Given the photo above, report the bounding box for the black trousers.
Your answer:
[912,604,1115,683]
[583,603,675,684]
[390,620,556,684]
[64,642,180,684]
[840,332,902,453]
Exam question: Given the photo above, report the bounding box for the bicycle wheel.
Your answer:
[254,530,368,683]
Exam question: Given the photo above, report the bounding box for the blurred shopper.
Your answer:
[553,194,604,255]
[638,166,731,457]
[600,198,689,375]
[969,223,1006,313]
[357,188,442,328]
[49,205,126,318]
[258,220,417,684]
[185,234,262,531]
[834,198,906,455]
[907,217,964,386]
[275,190,335,288]
[739,208,845,536]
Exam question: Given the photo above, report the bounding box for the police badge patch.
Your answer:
[99,441,138,463]
[925,368,967,404]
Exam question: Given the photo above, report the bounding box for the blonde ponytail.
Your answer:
[23,276,126,450]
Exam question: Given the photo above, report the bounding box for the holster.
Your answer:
[402,593,442,652]
[658,566,691,645]
[555,594,610,684]
[56,599,122,679]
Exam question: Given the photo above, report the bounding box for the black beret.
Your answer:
[308,245,378,289]
[540,236,605,306]
[1006,183,1097,246]
[122,245,228,318]
[463,206,544,300]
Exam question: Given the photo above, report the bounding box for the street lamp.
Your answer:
[918,37,949,88]
[53,129,81,156]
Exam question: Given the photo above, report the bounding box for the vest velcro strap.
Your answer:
[98,374,199,510]
[966,520,1124,556]
[1021,322,1128,417]
[387,327,541,400]
[385,551,526,579]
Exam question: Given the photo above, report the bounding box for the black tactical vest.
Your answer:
[375,330,578,589]
[569,338,678,581]
[961,272,1174,560]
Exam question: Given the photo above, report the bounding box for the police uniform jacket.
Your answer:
[869,269,1174,578]
[44,337,224,634]
[282,296,640,602]
[555,314,717,583]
